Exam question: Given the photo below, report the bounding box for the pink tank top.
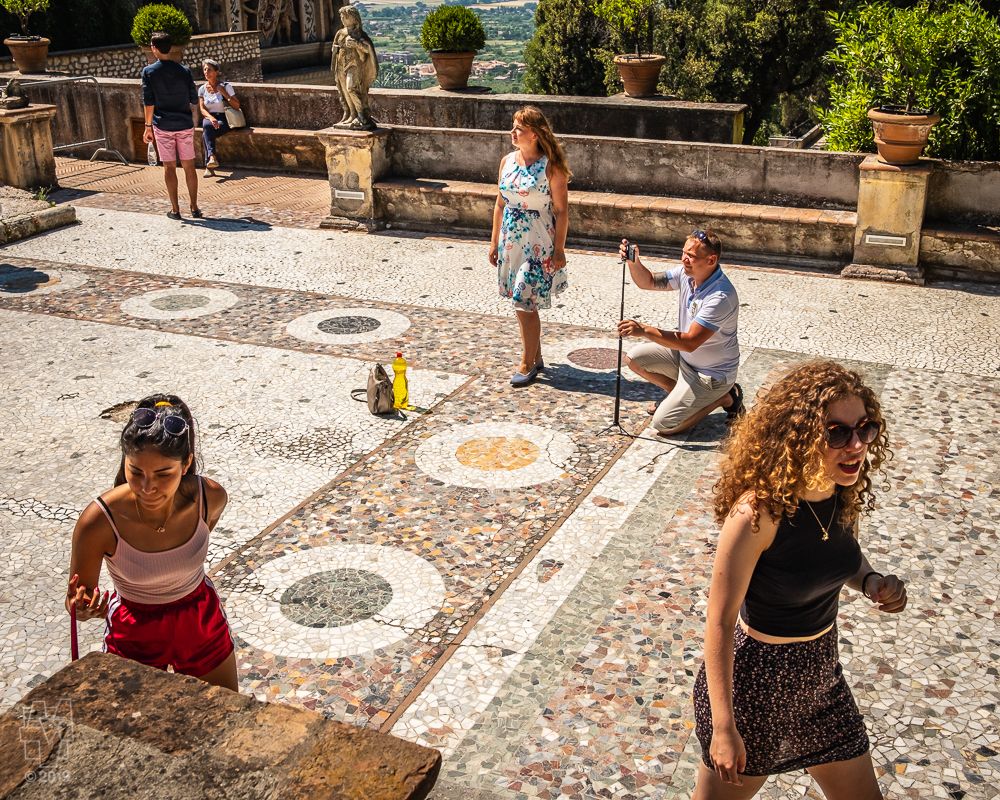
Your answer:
[96,477,209,604]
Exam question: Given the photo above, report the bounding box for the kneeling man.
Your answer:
[617,229,744,436]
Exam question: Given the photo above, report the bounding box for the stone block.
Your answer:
[0,652,440,799]
[317,127,391,229]
[851,154,932,277]
[0,104,58,190]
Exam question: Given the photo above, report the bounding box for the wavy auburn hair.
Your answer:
[513,105,572,180]
[713,360,891,532]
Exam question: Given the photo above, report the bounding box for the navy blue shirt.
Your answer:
[141,60,197,132]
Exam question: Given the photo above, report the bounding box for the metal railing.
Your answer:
[10,74,128,164]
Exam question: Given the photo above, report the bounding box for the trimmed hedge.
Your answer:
[420,5,486,53]
[130,1,191,49]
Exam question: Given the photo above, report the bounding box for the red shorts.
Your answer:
[152,125,195,163]
[103,577,234,677]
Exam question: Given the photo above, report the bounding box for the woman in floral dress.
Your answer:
[489,106,572,386]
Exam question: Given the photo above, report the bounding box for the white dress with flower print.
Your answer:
[497,152,567,312]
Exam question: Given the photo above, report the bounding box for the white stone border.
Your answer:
[414,422,576,490]
[225,544,446,660]
[0,267,87,296]
[285,307,411,345]
[120,287,240,320]
[545,337,636,380]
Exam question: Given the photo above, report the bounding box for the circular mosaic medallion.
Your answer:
[455,437,540,471]
[280,568,393,628]
[120,287,240,320]
[317,315,382,335]
[0,264,87,296]
[415,422,575,490]
[546,337,636,380]
[225,544,446,660]
[567,347,618,370]
[286,307,410,345]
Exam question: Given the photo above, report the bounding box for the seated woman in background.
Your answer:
[198,59,241,176]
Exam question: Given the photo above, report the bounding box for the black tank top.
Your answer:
[741,492,862,637]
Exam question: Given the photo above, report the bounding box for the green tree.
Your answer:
[523,0,610,96]
[2,0,138,49]
[655,0,835,144]
[822,1,1000,161]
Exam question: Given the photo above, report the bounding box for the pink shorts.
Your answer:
[103,577,234,677]
[152,125,195,163]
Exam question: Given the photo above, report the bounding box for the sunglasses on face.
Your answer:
[132,407,188,437]
[826,419,880,449]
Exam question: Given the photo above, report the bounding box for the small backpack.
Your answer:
[351,364,394,415]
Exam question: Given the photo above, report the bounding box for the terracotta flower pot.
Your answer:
[429,51,475,90]
[614,54,665,98]
[867,107,940,166]
[4,36,50,74]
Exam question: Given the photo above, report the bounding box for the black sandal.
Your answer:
[725,383,745,421]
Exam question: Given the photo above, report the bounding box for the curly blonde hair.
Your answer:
[713,360,891,532]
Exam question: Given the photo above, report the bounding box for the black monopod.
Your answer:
[601,241,633,437]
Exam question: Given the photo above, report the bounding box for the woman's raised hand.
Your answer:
[66,573,109,620]
[710,724,747,786]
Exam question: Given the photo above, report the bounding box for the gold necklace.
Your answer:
[802,494,838,541]
[134,495,173,535]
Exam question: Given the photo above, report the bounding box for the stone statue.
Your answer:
[331,4,378,130]
[0,77,29,110]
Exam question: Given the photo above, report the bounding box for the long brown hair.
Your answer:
[513,105,572,180]
[713,360,891,532]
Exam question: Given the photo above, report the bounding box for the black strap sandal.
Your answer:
[725,382,745,420]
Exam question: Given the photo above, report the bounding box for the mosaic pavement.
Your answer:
[0,171,998,799]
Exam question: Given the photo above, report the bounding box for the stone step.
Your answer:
[197,126,327,175]
[920,223,1000,281]
[375,177,857,266]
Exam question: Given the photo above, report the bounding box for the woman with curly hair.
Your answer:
[693,360,907,799]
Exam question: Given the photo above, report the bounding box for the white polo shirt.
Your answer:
[660,265,740,380]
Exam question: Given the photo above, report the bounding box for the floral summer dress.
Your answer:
[497,152,568,312]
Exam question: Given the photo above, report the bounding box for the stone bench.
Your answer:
[920,223,1000,281]
[192,125,326,175]
[374,177,858,266]
[0,652,440,799]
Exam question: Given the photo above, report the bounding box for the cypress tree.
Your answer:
[523,0,610,96]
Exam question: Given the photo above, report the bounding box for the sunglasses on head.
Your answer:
[690,229,720,255]
[132,406,188,437]
[826,419,880,449]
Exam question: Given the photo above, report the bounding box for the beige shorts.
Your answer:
[627,342,734,432]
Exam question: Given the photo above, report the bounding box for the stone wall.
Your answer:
[386,126,865,209]
[0,32,262,82]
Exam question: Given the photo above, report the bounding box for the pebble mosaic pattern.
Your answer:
[286,307,411,346]
[121,287,241,320]
[1,183,998,799]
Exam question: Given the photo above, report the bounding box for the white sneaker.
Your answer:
[206,156,219,169]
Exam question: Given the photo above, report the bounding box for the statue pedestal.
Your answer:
[842,155,933,285]
[0,103,58,190]
[316,126,390,231]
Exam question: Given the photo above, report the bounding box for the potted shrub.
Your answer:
[825,3,941,165]
[594,0,664,97]
[420,5,486,90]
[2,0,51,74]
[131,3,193,64]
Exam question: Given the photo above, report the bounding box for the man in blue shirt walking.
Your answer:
[141,31,201,220]
[616,229,744,436]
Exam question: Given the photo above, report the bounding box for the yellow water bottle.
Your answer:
[392,352,409,409]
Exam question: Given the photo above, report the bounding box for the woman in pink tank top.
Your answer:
[65,394,237,691]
